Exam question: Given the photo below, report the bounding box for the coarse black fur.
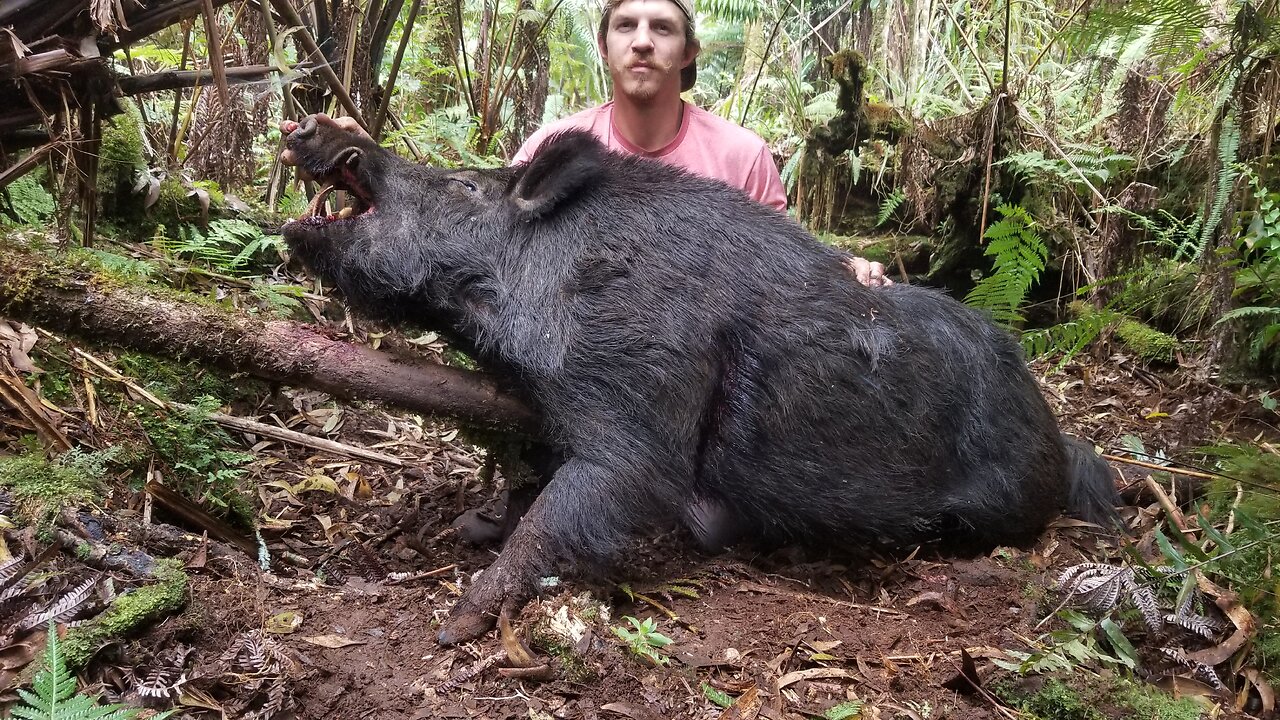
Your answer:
[281,115,1119,645]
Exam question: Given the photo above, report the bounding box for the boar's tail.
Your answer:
[1062,435,1122,528]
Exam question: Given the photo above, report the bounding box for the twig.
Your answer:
[371,0,422,141]
[267,0,368,127]
[196,407,406,467]
[1143,475,1192,539]
[1101,454,1219,481]
[198,0,230,110]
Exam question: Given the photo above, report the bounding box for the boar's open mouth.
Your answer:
[295,147,376,227]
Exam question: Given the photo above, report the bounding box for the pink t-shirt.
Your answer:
[512,102,788,212]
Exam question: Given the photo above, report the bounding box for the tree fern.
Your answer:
[1197,110,1241,260]
[12,624,171,720]
[965,204,1049,327]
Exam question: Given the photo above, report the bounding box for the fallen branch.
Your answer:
[0,240,540,434]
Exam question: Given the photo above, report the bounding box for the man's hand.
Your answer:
[843,255,894,288]
[278,113,370,171]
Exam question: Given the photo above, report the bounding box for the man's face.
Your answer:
[599,0,697,103]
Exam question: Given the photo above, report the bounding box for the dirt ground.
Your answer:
[104,348,1271,720]
[3,314,1275,718]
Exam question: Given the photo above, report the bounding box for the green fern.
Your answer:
[965,204,1049,327]
[875,190,906,228]
[3,175,56,226]
[1021,309,1116,367]
[1197,111,1240,260]
[13,624,169,720]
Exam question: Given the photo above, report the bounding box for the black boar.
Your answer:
[280,115,1117,645]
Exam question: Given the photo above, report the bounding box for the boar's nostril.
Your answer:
[295,115,318,138]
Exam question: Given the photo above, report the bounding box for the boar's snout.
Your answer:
[292,115,319,140]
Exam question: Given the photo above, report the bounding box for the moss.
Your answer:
[97,103,147,219]
[1020,678,1102,720]
[1113,317,1181,363]
[62,559,188,669]
[1114,684,1202,720]
[0,449,116,530]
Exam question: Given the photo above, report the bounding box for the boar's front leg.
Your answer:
[437,456,665,645]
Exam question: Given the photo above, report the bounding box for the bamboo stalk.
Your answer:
[371,0,422,141]
[267,0,368,128]
[199,0,231,109]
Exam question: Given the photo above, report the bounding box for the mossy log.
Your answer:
[0,241,539,433]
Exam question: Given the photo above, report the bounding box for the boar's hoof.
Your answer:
[437,603,499,646]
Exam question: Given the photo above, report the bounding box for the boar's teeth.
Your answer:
[336,206,354,219]
[304,184,337,219]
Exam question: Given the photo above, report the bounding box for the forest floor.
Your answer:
[0,237,1276,720]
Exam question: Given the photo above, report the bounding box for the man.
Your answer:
[280,0,890,285]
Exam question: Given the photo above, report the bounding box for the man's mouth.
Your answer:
[291,148,377,228]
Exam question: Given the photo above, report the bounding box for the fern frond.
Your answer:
[875,190,905,228]
[965,204,1048,327]
[1197,111,1240,260]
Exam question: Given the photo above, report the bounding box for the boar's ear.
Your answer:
[509,130,605,220]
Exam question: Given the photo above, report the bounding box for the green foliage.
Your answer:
[1197,111,1241,259]
[137,396,255,528]
[14,624,170,720]
[700,682,732,708]
[1016,678,1101,720]
[875,190,906,228]
[965,204,1049,327]
[151,219,277,275]
[612,616,673,666]
[3,174,57,226]
[1021,303,1116,366]
[994,609,1137,676]
[97,103,148,203]
[821,701,865,720]
[1222,166,1280,371]
[248,281,308,318]
[0,448,119,530]
[1000,146,1133,191]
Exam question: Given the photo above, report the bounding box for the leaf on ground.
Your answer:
[265,611,303,634]
[301,634,366,648]
[716,685,760,720]
[601,702,666,720]
[775,668,857,691]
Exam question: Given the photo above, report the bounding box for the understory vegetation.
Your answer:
[1,0,1279,717]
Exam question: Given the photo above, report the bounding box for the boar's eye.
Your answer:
[450,177,479,193]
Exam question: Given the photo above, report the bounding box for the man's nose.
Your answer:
[631,24,654,51]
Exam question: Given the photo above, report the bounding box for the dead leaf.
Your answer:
[717,686,761,720]
[601,703,665,720]
[941,648,982,695]
[905,591,957,613]
[1242,669,1275,714]
[265,611,303,634]
[301,634,366,648]
[775,668,857,691]
[294,474,340,495]
[0,321,40,374]
[1187,574,1256,666]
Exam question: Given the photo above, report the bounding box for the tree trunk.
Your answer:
[0,244,539,433]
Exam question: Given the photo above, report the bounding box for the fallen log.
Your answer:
[0,241,540,433]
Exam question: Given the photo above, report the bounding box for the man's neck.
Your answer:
[611,93,685,153]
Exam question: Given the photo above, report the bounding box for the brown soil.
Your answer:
[116,353,1269,719]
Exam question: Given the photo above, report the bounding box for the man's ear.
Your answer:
[509,130,606,220]
[683,37,700,70]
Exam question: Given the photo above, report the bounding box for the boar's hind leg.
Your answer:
[437,456,667,645]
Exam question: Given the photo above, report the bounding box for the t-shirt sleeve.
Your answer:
[511,130,545,165]
[745,144,788,212]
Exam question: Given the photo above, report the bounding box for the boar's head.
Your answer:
[280,115,606,333]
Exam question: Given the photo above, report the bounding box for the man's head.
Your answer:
[596,0,699,99]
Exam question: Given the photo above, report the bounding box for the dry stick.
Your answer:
[338,1,361,115]
[0,141,56,190]
[487,0,566,120]
[167,20,193,166]
[267,0,368,128]
[200,408,405,467]
[740,0,797,126]
[1100,454,1219,482]
[33,328,408,467]
[371,0,422,141]
[1143,474,1193,539]
[199,0,231,110]
[1022,0,1094,80]
[977,95,1003,240]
